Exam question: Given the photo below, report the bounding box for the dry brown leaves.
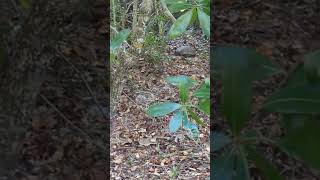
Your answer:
[111,29,210,179]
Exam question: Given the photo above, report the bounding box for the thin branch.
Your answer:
[132,0,138,34]
[160,0,176,22]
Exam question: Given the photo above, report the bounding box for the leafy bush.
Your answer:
[213,47,320,179]
[142,32,170,62]
[147,75,210,139]
[163,0,210,38]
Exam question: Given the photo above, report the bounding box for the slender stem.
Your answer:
[160,0,176,22]
[132,0,138,35]
[111,0,117,28]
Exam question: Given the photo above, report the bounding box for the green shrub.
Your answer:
[142,32,170,62]
[163,0,210,38]
[146,75,210,139]
[213,47,320,179]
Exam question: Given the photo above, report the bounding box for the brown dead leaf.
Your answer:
[139,137,157,146]
[131,166,138,171]
[113,155,124,164]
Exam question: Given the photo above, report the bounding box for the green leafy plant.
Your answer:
[110,28,131,63]
[170,165,180,179]
[163,0,210,38]
[213,46,320,179]
[142,32,170,62]
[147,75,210,139]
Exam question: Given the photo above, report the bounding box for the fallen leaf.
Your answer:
[113,155,124,164]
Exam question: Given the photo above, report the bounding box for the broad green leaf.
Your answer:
[212,132,232,152]
[246,145,283,180]
[198,0,210,16]
[182,111,189,125]
[213,46,252,135]
[285,64,307,87]
[212,148,234,180]
[164,0,187,5]
[263,83,320,114]
[277,116,320,169]
[249,50,284,80]
[187,108,205,126]
[110,29,130,52]
[169,110,183,133]
[168,2,193,13]
[147,102,182,117]
[213,47,283,81]
[234,148,250,180]
[193,80,210,99]
[204,78,210,85]
[197,0,210,11]
[280,114,311,133]
[190,7,198,25]
[304,50,320,83]
[197,8,210,37]
[165,75,196,89]
[168,9,193,39]
[198,98,210,115]
[182,112,199,139]
[179,85,189,103]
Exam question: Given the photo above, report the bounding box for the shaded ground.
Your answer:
[110,30,210,179]
[213,0,320,179]
[1,1,109,179]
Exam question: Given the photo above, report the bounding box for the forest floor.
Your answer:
[213,0,320,179]
[110,29,210,179]
[2,2,109,179]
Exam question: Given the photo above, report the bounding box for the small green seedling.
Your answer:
[170,165,180,179]
[147,75,210,139]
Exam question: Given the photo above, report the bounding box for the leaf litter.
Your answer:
[111,28,210,179]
